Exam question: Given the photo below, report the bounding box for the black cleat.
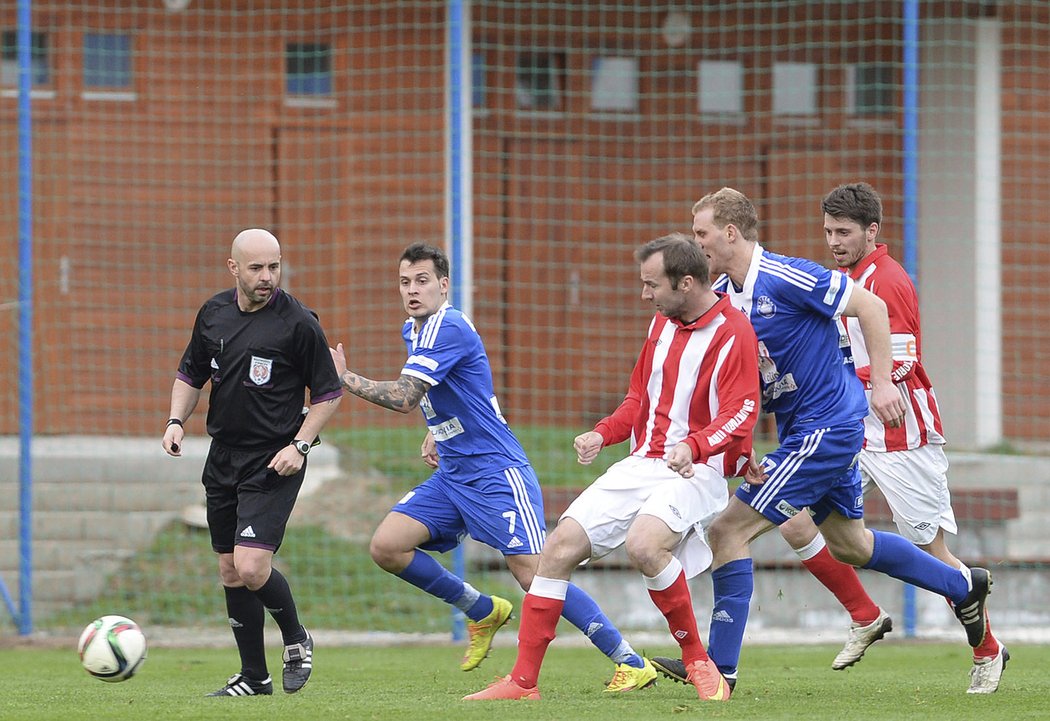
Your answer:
[282,628,314,693]
[651,657,736,692]
[652,656,688,684]
[955,568,992,648]
[206,673,273,697]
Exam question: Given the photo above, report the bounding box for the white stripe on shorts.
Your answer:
[505,467,544,552]
[752,428,826,513]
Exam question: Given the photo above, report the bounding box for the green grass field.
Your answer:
[330,425,635,489]
[330,425,776,489]
[0,642,1043,721]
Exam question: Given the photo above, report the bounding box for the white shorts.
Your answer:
[561,455,729,578]
[859,443,957,545]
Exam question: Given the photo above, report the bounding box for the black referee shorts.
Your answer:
[201,441,306,554]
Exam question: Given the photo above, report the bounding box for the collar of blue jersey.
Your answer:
[407,300,453,340]
[721,242,765,297]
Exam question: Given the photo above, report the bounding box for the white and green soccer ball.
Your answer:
[77,615,147,682]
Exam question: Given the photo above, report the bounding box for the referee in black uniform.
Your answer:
[163,228,342,697]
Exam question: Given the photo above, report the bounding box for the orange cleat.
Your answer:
[463,674,541,701]
[686,659,732,701]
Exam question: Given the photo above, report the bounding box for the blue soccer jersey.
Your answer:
[400,302,530,478]
[713,244,868,436]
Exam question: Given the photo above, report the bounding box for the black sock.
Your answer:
[252,568,306,645]
[223,585,268,680]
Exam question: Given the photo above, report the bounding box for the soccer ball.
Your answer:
[77,615,147,682]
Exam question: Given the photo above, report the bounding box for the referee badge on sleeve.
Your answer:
[249,355,273,385]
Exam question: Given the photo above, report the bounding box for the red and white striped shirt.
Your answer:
[842,244,946,452]
[594,293,760,478]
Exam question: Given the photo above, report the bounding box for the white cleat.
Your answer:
[967,646,1009,694]
[832,609,893,670]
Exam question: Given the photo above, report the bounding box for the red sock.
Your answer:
[802,546,880,625]
[648,570,709,667]
[974,613,1001,659]
[510,593,563,688]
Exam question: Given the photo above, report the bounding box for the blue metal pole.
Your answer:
[447,0,466,643]
[17,0,35,636]
[902,0,919,281]
[901,0,920,638]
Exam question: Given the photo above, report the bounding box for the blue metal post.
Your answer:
[901,0,920,638]
[17,0,35,636]
[902,0,920,281]
[447,0,467,643]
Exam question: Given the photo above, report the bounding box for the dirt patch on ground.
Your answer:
[292,462,404,542]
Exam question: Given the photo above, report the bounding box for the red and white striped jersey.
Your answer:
[842,244,946,452]
[593,293,760,478]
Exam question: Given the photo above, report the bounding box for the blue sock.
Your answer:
[562,583,643,667]
[708,558,753,678]
[863,530,969,603]
[396,550,493,621]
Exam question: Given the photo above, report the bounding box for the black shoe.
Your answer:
[955,568,992,648]
[651,657,736,692]
[206,673,273,697]
[283,629,314,693]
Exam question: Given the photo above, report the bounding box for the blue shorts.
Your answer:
[392,464,546,555]
[735,420,865,526]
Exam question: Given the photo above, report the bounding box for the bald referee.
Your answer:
[162,228,342,697]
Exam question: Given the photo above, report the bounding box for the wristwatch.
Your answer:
[291,439,311,456]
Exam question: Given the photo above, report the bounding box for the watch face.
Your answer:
[294,441,310,455]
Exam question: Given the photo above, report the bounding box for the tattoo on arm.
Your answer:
[340,372,428,413]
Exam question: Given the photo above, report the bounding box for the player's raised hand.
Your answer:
[420,430,439,469]
[666,442,695,478]
[329,342,348,376]
[573,431,604,465]
[869,379,907,428]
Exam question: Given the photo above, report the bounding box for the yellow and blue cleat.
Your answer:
[460,596,514,671]
[603,657,658,693]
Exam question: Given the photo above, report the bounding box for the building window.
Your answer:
[847,63,894,116]
[515,51,565,111]
[1,30,50,86]
[286,42,331,96]
[590,56,639,112]
[773,61,818,116]
[84,33,132,88]
[697,59,744,116]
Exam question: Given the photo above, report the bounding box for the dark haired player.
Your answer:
[328,242,654,691]
[822,182,1007,693]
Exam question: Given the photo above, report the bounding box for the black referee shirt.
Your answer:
[176,288,343,450]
